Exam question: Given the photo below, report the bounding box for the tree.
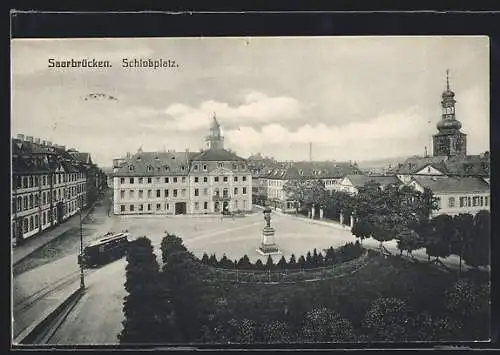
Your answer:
[265,255,274,270]
[236,318,257,343]
[237,254,252,270]
[288,254,297,269]
[162,242,204,342]
[297,255,306,270]
[277,255,288,269]
[200,252,210,264]
[451,213,474,272]
[463,210,490,268]
[363,297,414,341]
[300,307,355,342]
[351,217,372,244]
[254,258,264,270]
[283,178,328,214]
[160,233,187,264]
[396,228,424,257]
[208,253,218,267]
[219,254,234,269]
[119,236,170,344]
[425,215,454,263]
[305,251,313,269]
[263,320,291,343]
[445,278,490,339]
[324,246,336,265]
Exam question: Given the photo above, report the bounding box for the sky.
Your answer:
[11,36,489,167]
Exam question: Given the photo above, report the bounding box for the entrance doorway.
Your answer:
[214,201,220,213]
[222,201,229,214]
[175,202,187,215]
[56,202,64,223]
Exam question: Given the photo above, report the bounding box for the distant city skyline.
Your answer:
[11,36,489,167]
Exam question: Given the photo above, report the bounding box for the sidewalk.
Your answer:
[12,199,100,266]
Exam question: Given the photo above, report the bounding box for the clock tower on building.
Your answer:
[433,70,467,157]
[205,113,225,150]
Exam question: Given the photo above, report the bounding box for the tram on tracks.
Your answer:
[78,232,130,268]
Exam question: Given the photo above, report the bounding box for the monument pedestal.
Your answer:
[256,226,281,255]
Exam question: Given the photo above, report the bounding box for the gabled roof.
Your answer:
[193,148,246,162]
[411,175,490,194]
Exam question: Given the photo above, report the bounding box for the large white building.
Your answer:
[112,116,252,215]
[406,175,490,217]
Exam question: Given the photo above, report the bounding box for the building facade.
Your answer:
[433,70,467,157]
[253,162,363,212]
[112,116,252,215]
[406,175,490,217]
[11,135,106,246]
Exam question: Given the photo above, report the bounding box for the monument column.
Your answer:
[257,204,281,255]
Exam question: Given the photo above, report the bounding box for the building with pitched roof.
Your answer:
[112,115,252,215]
[336,174,401,195]
[10,135,107,246]
[407,175,490,217]
[252,161,363,211]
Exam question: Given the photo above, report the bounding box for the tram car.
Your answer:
[78,232,130,268]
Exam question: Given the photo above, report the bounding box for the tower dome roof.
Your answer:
[437,118,462,131]
[442,89,455,99]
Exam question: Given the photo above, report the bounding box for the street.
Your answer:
[15,202,479,345]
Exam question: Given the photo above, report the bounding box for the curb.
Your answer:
[14,286,84,345]
[13,199,101,266]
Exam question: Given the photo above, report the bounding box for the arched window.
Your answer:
[29,216,34,230]
[23,219,29,233]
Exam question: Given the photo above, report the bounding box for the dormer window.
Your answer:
[165,166,170,171]
[147,166,153,172]
[129,165,135,171]
[194,164,198,171]
[203,165,207,171]
[181,165,185,171]
[136,156,141,161]
[217,162,223,168]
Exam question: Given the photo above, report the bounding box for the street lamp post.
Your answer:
[79,195,85,289]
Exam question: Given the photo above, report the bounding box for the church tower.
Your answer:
[205,113,224,150]
[433,70,467,157]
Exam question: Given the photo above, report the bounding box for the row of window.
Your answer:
[14,173,85,189]
[129,162,247,173]
[119,200,249,213]
[16,200,78,235]
[119,186,248,200]
[444,195,489,208]
[119,175,249,185]
[13,185,86,213]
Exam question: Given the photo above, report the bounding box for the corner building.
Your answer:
[112,116,252,215]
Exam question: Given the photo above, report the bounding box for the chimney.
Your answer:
[35,138,41,144]
[26,136,34,143]
[16,134,25,141]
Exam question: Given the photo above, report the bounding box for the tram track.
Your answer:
[13,269,92,316]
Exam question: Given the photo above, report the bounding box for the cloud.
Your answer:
[164,91,301,131]
[225,106,430,160]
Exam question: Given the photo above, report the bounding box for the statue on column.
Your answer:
[263,205,272,228]
[257,202,280,255]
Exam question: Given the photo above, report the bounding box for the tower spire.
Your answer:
[446,69,450,91]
